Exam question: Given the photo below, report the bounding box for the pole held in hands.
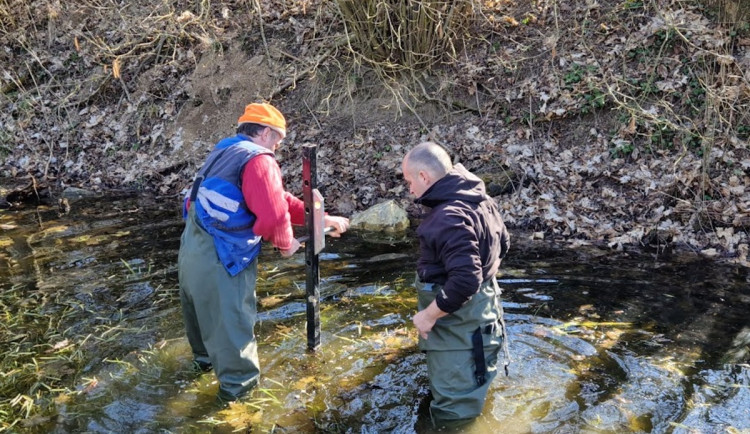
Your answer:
[302,144,321,351]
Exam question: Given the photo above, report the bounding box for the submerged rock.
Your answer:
[367,253,411,263]
[62,187,99,200]
[350,200,409,232]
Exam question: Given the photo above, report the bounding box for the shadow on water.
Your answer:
[1,196,750,433]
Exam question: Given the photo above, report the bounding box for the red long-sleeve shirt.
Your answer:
[241,154,305,250]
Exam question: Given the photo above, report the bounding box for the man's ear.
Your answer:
[419,170,430,184]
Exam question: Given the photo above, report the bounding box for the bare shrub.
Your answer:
[336,0,475,72]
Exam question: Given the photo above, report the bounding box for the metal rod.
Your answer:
[302,144,321,350]
[296,226,334,244]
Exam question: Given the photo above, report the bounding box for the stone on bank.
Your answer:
[350,200,409,232]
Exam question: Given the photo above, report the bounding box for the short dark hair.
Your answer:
[237,123,266,137]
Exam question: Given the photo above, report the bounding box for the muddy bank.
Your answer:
[1,0,748,266]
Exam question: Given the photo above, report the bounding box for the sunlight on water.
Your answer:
[1,196,750,432]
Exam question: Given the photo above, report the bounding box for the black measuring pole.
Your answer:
[302,144,321,350]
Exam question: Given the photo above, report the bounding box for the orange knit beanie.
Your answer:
[237,103,287,138]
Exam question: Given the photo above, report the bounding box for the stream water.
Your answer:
[1,194,749,433]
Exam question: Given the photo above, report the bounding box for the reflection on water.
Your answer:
[1,196,750,433]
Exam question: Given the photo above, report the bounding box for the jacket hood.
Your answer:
[416,164,488,208]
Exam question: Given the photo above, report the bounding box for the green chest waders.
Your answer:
[179,208,261,401]
[415,276,511,422]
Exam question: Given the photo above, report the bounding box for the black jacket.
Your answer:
[415,164,510,313]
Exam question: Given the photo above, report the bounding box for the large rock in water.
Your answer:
[350,200,409,232]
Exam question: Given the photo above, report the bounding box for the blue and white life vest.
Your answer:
[184,135,273,276]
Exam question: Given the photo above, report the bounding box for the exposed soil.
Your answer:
[1,0,749,266]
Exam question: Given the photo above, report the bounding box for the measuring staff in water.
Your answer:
[178,102,349,402]
[401,142,511,428]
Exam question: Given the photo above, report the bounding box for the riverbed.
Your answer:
[1,194,749,433]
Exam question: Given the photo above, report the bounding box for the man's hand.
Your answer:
[324,215,350,237]
[413,300,448,339]
[279,238,301,258]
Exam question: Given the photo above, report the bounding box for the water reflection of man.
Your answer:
[178,102,349,402]
[401,142,511,429]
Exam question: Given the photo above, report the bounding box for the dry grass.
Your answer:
[704,0,750,23]
[336,0,475,72]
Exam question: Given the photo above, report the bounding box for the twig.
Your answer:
[303,99,321,129]
[118,76,132,103]
[61,75,113,109]
[267,47,335,100]
[253,0,270,60]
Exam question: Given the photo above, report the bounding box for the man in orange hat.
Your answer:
[178,102,349,402]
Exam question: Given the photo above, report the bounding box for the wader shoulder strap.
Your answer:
[189,147,230,202]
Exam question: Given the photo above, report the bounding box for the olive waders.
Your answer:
[178,207,261,401]
[416,277,510,426]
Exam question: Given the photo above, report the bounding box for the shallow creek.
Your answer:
[1,195,749,433]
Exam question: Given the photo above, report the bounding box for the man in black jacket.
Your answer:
[402,142,511,428]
